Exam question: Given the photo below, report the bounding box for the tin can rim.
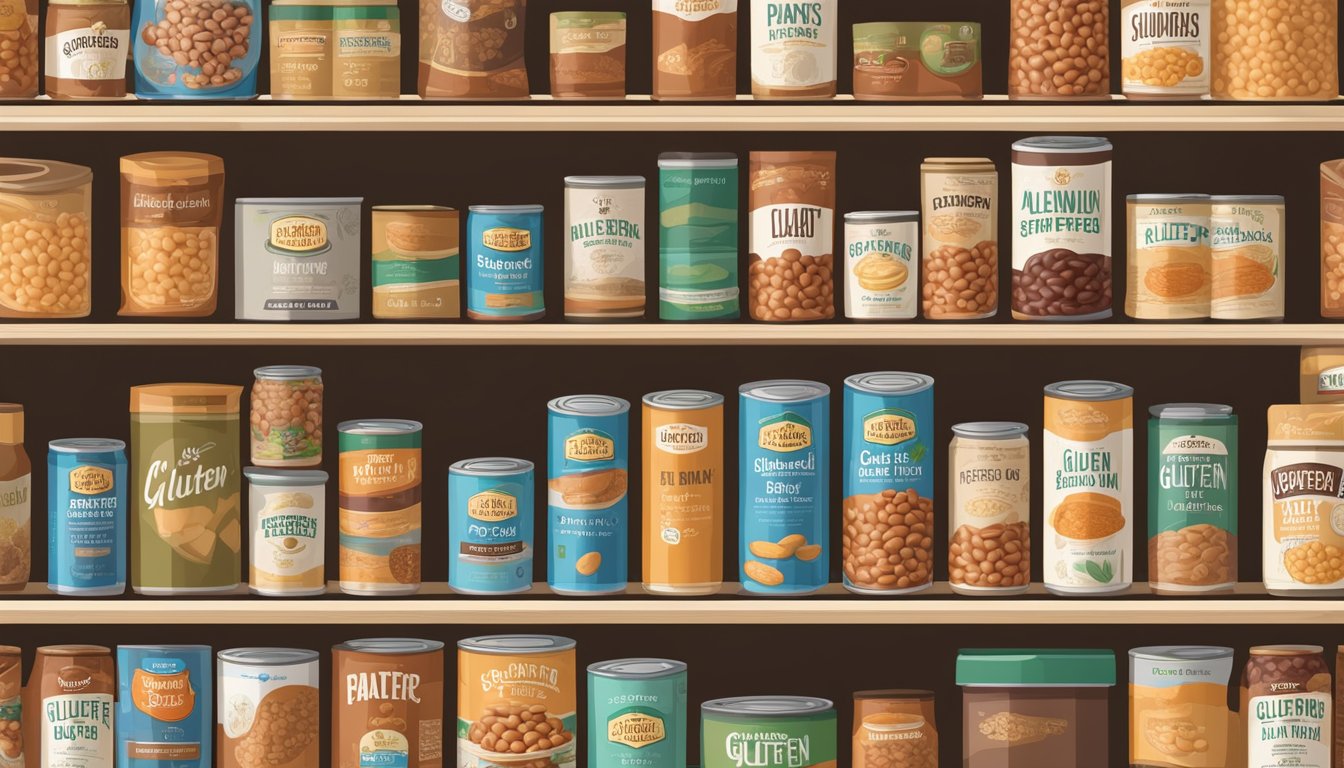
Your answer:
[1148,402,1234,420]
[1043,380,1133,401]
[643,389,725,410]
[952,422,1028,439]
[218,647,321,665]
[254,365,322,380]
[1126,194,1211,203]
[49,437,126,452]
[458,634,577,654]
[469,204,545,214]
[548,394,631,417]
[588,658,688,679]
[1012,136,1113,153]
[1210,194,1285,205]
[1128,645,1234,662]
[243,467,329,485]
[845,372,934,395]
[236,197,363,205]
[337,419,423,435]
[844,210,919,224]
[739,379,830,402]
[564,175,646,189]
[449,457,535,476]
[702,696,834,716]
[658,152,738,169]
[335,638,445,654]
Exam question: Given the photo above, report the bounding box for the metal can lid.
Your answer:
[921,156,995,172]
[243,467,329,486]
[49,437,125,453]
[1249,644,1324,656]
[335,638,445,654]
[337,419,422,435]
[1129,646,1234,662]
[564,176,645,189]
[372,205,457,213]
[846,372,934,396]
[218,647,320,666]
[1012,136,1113,153]
[1148,403,1234,420]
[458,635,577,654]
[643,389,725,410]
[1211,194,1284,205]
[588,658,687,680]
[254,365,322,381]
[739,380,829,402]
[1044,380,1133,401]
[658,152,738,169]
[469,204,545,214]
[702,696,834,717]
[952,422,1028,439]
[845,210,919,224]
[236,197,362,205]
[450,457,535,476]
[1126,194,1211,204]
[548,395,631,417]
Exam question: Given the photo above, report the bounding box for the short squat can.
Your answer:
[467,205,545,321]
[449,458,535,594]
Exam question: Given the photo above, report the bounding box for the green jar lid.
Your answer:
[955,649,1116,687]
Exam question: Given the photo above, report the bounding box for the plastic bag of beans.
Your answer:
[118,152,225,317]
[418,0,529,99]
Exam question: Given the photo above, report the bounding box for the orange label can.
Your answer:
[457,635,578,768]
[338,419,423,596]
[642,390,724,595]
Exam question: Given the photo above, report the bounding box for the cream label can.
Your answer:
[244,467,326,596]
[217,648,320,768]
[1043,380,1134,594]
[587,659,686,768]
[1120,0,1212,98]
[48,438,126,596]
[948,422,1030,595]
[548,395,629,596]
[920,157,999,320]
[337,419,422,595]
[467,205,545,321]
[234,198,364,321]
[564,176,646,320]
[449,458,534,595]
[749,0,838,99]
[1263,404,1344,596]
[1211,195,1285,320]
[1125,194,1212,320]
[844,211,918,320]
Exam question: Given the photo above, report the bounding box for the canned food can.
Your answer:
[1125,194,1212,321]
[1128,646,1233,768]
[657,153,740,321]
[0,646,21,765]
[948,422,1030,595]
[548,395,630,595]
[1210,195,1285,321]
[243,467,327,596]
[739,380,830,595]
[117,644,212,768]
[844,211,919,320]
[1119,0,1212,99]
[466,205,545,321]
[233,198,363,321]
[1011,136,1114,321]
[458,635,577,768]
[564,176,646,320]
[920,157,999,320]
[371,205,461,319]
[448,458,535,595]
[852,689,937,768]
[1243,645,1332,767]
[1321,161,1344,319]
[250,365,323,468]
[216,648,320,768]
[48,438,127,596]
[25,645,115,768]
[337,419,423,596]
[842,372,935,595]
[1148,404,1237,595]
[701,696,837,768]
[332,638,444,768]
[587,658,687,768]
[1043,380,1134,594]
[1263,404,1344,596]
[642,390,724,595]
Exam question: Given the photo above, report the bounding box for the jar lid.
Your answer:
[1044,380,1133,402]
[643,390,724,410]
[130,384,242,414]
[956,649,1117,687]
[449,457,534,476]
[37,644,111,656]
[457,635,577,654]
[0,158,92,194]
[120,152,223,182]
[49,438,125,453]
[846,372,934,396]
[952,422,1028,439]
[50,0,129,6]
[254,365,322,381]
[588,658,687,680]
[853,689,935,701]
[739,380,829,402]
[1249,644,1324,656]
[548,395,630,417]
[702,696,834,717]
[1148,403,1234,420]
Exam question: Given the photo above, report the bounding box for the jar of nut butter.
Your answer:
[44,0,131,100]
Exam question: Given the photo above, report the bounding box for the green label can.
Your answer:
[702,696,837,768]
[1148,403,1237,595]
[657,152,739,321]
[588,659,687,768]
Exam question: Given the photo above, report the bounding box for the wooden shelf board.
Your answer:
[0,323,1338,346]
[1,582,1338,625]
[2,96,1342,132]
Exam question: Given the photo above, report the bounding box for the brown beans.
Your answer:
[0,717,20,763]
[1011,249,1112,317]
[1150,523,1231,588]
[0,21,38,97]
[749,248,836,321]
[842,488,934,591]
[230,686,318,767]
[1323,221,1344,314]
[922,241,998,318]
[949,522,1030,589]
[0,213,91,316]
[1009,0,1111,98]
[1211,0,1338,100]
[142,0,252,89]
[466,703,572,760]
[250,371,323,466]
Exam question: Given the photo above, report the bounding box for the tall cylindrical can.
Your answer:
[449,458,535,595]
[244,467,327,597]
[117,644,212,768]
[337,419,423,596]
[1043,380,1134,595]
[842,372,935,595]
[588,659,687,768]
[657,153,740,321]
[921,156,999,320]
[948,422,1030,596]
[48,438,127,596]
[25,645,115,768]
[1242,645,1332,768]
[458,635,577,768]
[739,380,829,595]
[1210,195,1285,321]
[1011,136,1114,321]
[564,176,646,320]
[844,211,919,321]
[642,390,724,595]
[1125,193,1213,321]
[1129,645,1234,768]
[548,395,630,596]
[466,205,545,321]
[333,638,444,768]
[1148,404,1237,595]
[217,648,320,768]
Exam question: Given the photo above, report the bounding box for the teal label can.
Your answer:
[548,395,630,595]
[701,696,837,768]
[48,438,127,596]
[658,153,740,321]
[467,205,545,321]
[588,658,687,768]
[1148,403,1238,594]
[449,458,535,594]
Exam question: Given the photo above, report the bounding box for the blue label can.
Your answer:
[131,0,261,99]
[467,205,545,321]
[738,380,830,595]
[548,395,630,596]
[117,644,212,768]
[842,372,935,595]
[588,658,687,768]
[449,457,535,594]
[48,438,127,596]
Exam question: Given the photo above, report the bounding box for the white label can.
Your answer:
[1211,195,1285,320]
[244,468,326,597]
[843,211,918,320]
[564,176,646,320]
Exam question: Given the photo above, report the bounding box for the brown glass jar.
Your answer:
[43,0,130,99]
[853,690,937,768]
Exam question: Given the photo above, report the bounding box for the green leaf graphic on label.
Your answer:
[1074,560,1115,583]
[910,443,927,462]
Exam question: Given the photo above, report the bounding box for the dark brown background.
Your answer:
[7,1,1344,767]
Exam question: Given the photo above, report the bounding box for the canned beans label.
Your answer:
[218,658,319,768]
[564,183,646,319]
[949,435,1030,591]
[1120,0,1211,96]
[118,646,210,767]
[458,648,576,768]
[1149,418,1236,592]
[748,152,837,322]
[921,165,998,320]
[844,219,917,319]
[1264,451,1344,591]
[1211,203,1283,320]
[1130,652,1233,766]
[1245,652,1332,767]
[449,467,534,594]
[249,485,324,593]
[334,644,444,768]
[1043,395,1133,591]
[1127,200,1211,320]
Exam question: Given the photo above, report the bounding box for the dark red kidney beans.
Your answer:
[1011,249,1112,317]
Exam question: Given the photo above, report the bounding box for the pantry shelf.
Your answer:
[0,322,1340,346]
[0,582,1340,624]
[2,97,1343,132]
